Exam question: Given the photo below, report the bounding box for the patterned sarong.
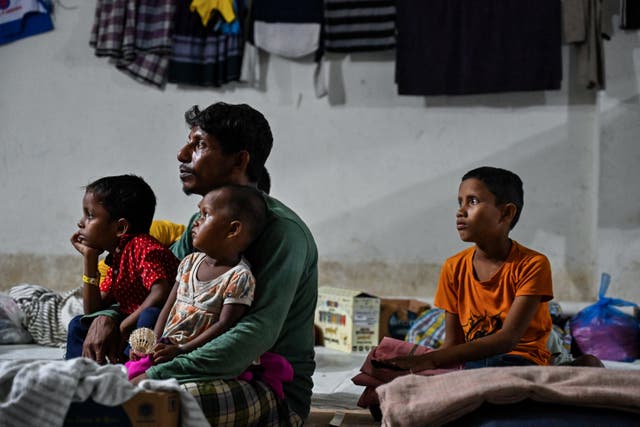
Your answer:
[182,379,303,427]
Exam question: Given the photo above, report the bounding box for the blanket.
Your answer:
[9,284,83,347]
[0,358,208,427]
[377,366,640,427]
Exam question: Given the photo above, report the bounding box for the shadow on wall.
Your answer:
[317,115,601,300]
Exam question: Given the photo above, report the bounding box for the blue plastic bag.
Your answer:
[569,273,640,362]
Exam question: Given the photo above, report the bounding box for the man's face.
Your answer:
[178,126,237,196]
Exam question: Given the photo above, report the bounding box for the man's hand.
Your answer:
[152,342,185,364]
[82,315,122,364]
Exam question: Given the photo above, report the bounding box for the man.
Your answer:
[86,103,318,425]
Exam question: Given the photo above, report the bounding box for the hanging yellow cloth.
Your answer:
[190,0,236,27]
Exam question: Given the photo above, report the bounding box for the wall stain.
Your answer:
[0,253,621,302]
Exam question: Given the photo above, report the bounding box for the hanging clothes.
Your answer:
[0,0,53,45]
[249,0,323,58]
[620,0,640,29]
[90,0,175,88]
[395,0,562,96]
[190,0,236,27]
[168,0,245,87]
[323,0,396,53]
[562,0,607,90]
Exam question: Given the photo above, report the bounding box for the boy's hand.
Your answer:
[70,232,104,259]
[378,354,436,372]
[152,342,185,364]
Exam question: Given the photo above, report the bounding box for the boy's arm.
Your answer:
[153,303,249,364]
[438,311,465,350]
[388,295,542,370]
[119,279,171,337]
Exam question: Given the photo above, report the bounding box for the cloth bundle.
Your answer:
[351,337,461,409]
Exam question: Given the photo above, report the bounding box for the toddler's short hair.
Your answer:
[86,174,156,234]
[219,185,267,245]
[462,167,524,229]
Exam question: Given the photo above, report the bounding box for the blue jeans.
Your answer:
[65,306,160,360]
[464,354,536,369]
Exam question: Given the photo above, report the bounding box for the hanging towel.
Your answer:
[562,0,607,89]
[0,0,53,45]
[324,0,396,53]
[396,0,562,95]
[249,0,323,58]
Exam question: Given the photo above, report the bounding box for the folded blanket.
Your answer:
[377,366,640,427]
[0,358,208,427]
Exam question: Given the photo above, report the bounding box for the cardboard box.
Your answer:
[379,298,431,341]
[64,390,180,427]
[315,286,380,353]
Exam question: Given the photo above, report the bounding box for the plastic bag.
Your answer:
[569,273,639,362]
[0,293,33,344]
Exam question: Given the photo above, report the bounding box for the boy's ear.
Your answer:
[500,203,517,226]
[115,218,130,237]
[227,220,243,239]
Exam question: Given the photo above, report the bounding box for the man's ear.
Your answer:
[116,218,130,237]
[500,203,517,226]
[234,150,250,172]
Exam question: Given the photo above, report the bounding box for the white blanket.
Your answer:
[0,358,208,427]
[377,366,640,427]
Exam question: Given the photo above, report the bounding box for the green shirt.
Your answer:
[149,193,318,418]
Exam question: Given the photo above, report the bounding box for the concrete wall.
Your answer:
[1,2,639,304]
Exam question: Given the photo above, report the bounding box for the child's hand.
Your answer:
[129,349,148,362]
[152,342,185,364]
[70,231,104,259]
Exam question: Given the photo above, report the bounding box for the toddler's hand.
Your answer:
[129,349,147,361]
[152,342,185,364]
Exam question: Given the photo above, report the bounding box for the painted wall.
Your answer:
[1,2,639,304]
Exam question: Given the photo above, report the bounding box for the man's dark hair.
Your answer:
[86,174,156,234]
[185,103,273,190]
[220,185,268,245]
[462,166,524,229]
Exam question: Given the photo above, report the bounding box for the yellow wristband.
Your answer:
[82,274,100,286]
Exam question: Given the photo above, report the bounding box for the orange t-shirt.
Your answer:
[434,240,553,365]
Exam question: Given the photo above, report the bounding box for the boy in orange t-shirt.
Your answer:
[386,166,553,370]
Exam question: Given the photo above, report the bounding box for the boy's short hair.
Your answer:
[86,175,156,234]
[184,103,273,191]
[462,166,524,229]
[219,185,267,245]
